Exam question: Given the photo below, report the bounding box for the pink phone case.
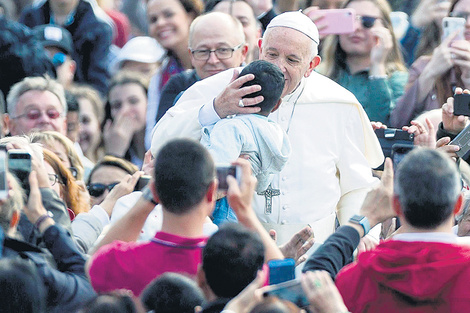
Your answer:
[309,8,356,35]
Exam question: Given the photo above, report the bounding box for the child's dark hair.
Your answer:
[240,60,284,114]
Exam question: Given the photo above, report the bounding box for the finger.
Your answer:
[464,89,470,94]
[143,150,153,166]
[455,87,463,95]
[436,136,451,148]
[296,255,307,266]
[269,229,277,242]
[28,170,40,196]
[231,73,255,89]
[229,68,240,83]
[130,171,144,187]
[382,158,394,189]
[425,118,435,134]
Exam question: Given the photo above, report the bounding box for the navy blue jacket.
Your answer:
[20,0,112,95]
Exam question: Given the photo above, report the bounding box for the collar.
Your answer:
[393,232,458,244]
[283,77,306,103]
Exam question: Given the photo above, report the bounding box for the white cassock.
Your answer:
[151,68,384,244]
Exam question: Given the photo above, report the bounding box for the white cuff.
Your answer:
[198,99,221,127]
[89,205,111,227]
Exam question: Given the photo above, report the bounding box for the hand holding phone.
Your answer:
[216,164,241,191]
[307,8,355,36]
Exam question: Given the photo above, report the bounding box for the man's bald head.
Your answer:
[188,12,247,79]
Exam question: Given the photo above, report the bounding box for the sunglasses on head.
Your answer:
[13,109,62,120]
[87,182,119,197]
[356,15,380,29]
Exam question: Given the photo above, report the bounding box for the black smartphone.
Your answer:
[450,123,470,158]
[262,279,310,308]
[453,94,470,116]
[391,144,414,171]
[134,175,151,191]
[8,150,32,193]
[216,164,240,191]
[374,128,414,171]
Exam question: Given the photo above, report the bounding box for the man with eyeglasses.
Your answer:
[152,11,383,245]
[155,12,248,123]
[5,75,67,136]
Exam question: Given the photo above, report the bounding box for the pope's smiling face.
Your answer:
[259,27,320,97]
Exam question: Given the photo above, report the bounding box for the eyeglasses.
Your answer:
[52,52,67,67]
[48,173,63,186]
[356,15,381,29]
[12,109,63,120]
[450,11,470,21]
[87,182,119,197]
[190,43,244,61]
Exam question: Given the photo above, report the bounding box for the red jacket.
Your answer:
[336,240,470,313]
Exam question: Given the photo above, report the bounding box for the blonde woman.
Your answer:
[319,0,408,124]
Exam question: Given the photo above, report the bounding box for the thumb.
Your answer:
[269,229,277,242]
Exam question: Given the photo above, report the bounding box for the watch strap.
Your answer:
[349,214,371,235]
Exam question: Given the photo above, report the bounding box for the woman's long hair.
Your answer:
[320,0,406,80]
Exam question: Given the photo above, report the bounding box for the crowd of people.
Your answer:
[1,0,470,312]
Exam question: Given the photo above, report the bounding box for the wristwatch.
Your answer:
[142,185,158,206]
[348,215,371,235]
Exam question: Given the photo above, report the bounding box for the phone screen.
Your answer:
[262,280,310,308]
[8,151,32,193]
[0,150,7,198]
[391,145,414,171]
[216,165,237,191]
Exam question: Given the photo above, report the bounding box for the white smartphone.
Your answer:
[0,150,8,200]
[308,8,356,36]
[442,17,465,42]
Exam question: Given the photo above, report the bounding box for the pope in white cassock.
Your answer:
[150,11,384,244]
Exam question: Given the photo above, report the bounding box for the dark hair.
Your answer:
[240,60,284,114]
[88,155,139,185]
[65,90,79,112]
[80,292,137,313]
[395,149,461,229]
[179,0,204,16]
[0,258,46,313]
[203,223,265,298]
[141,272,205,313]
[154,139,215,214]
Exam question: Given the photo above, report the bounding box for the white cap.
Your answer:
[109,36,166,74]
[266,11,319,44]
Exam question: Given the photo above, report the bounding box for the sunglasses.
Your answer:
[87,182,119,197]
[356,15,380,29]
[13,109,62,120]
[52,52,67,67]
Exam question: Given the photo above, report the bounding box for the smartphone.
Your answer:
[0,150,8,200]
[8,150,32,193]
[391,144,414,171]
[450,123,470,158]
[453,94,470,116]
[308,8,355,36]
[442,17,465,42]
[261,279,310,308]
[216,164,240,191]
[374,128,414,170]
[134,175,151,191]
[268,258,295,285]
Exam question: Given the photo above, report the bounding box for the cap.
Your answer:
[266,11,319,45]
[109,36,166,74]
[33,25,74,55]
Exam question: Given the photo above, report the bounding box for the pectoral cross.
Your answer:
[257,184,280,215]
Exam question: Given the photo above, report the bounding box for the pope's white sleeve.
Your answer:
[336,105,379,225]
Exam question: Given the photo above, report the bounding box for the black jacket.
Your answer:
[20,0,112,95]
[156,69,200,123]
[3,225,96,312]
[0,16,55,102]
